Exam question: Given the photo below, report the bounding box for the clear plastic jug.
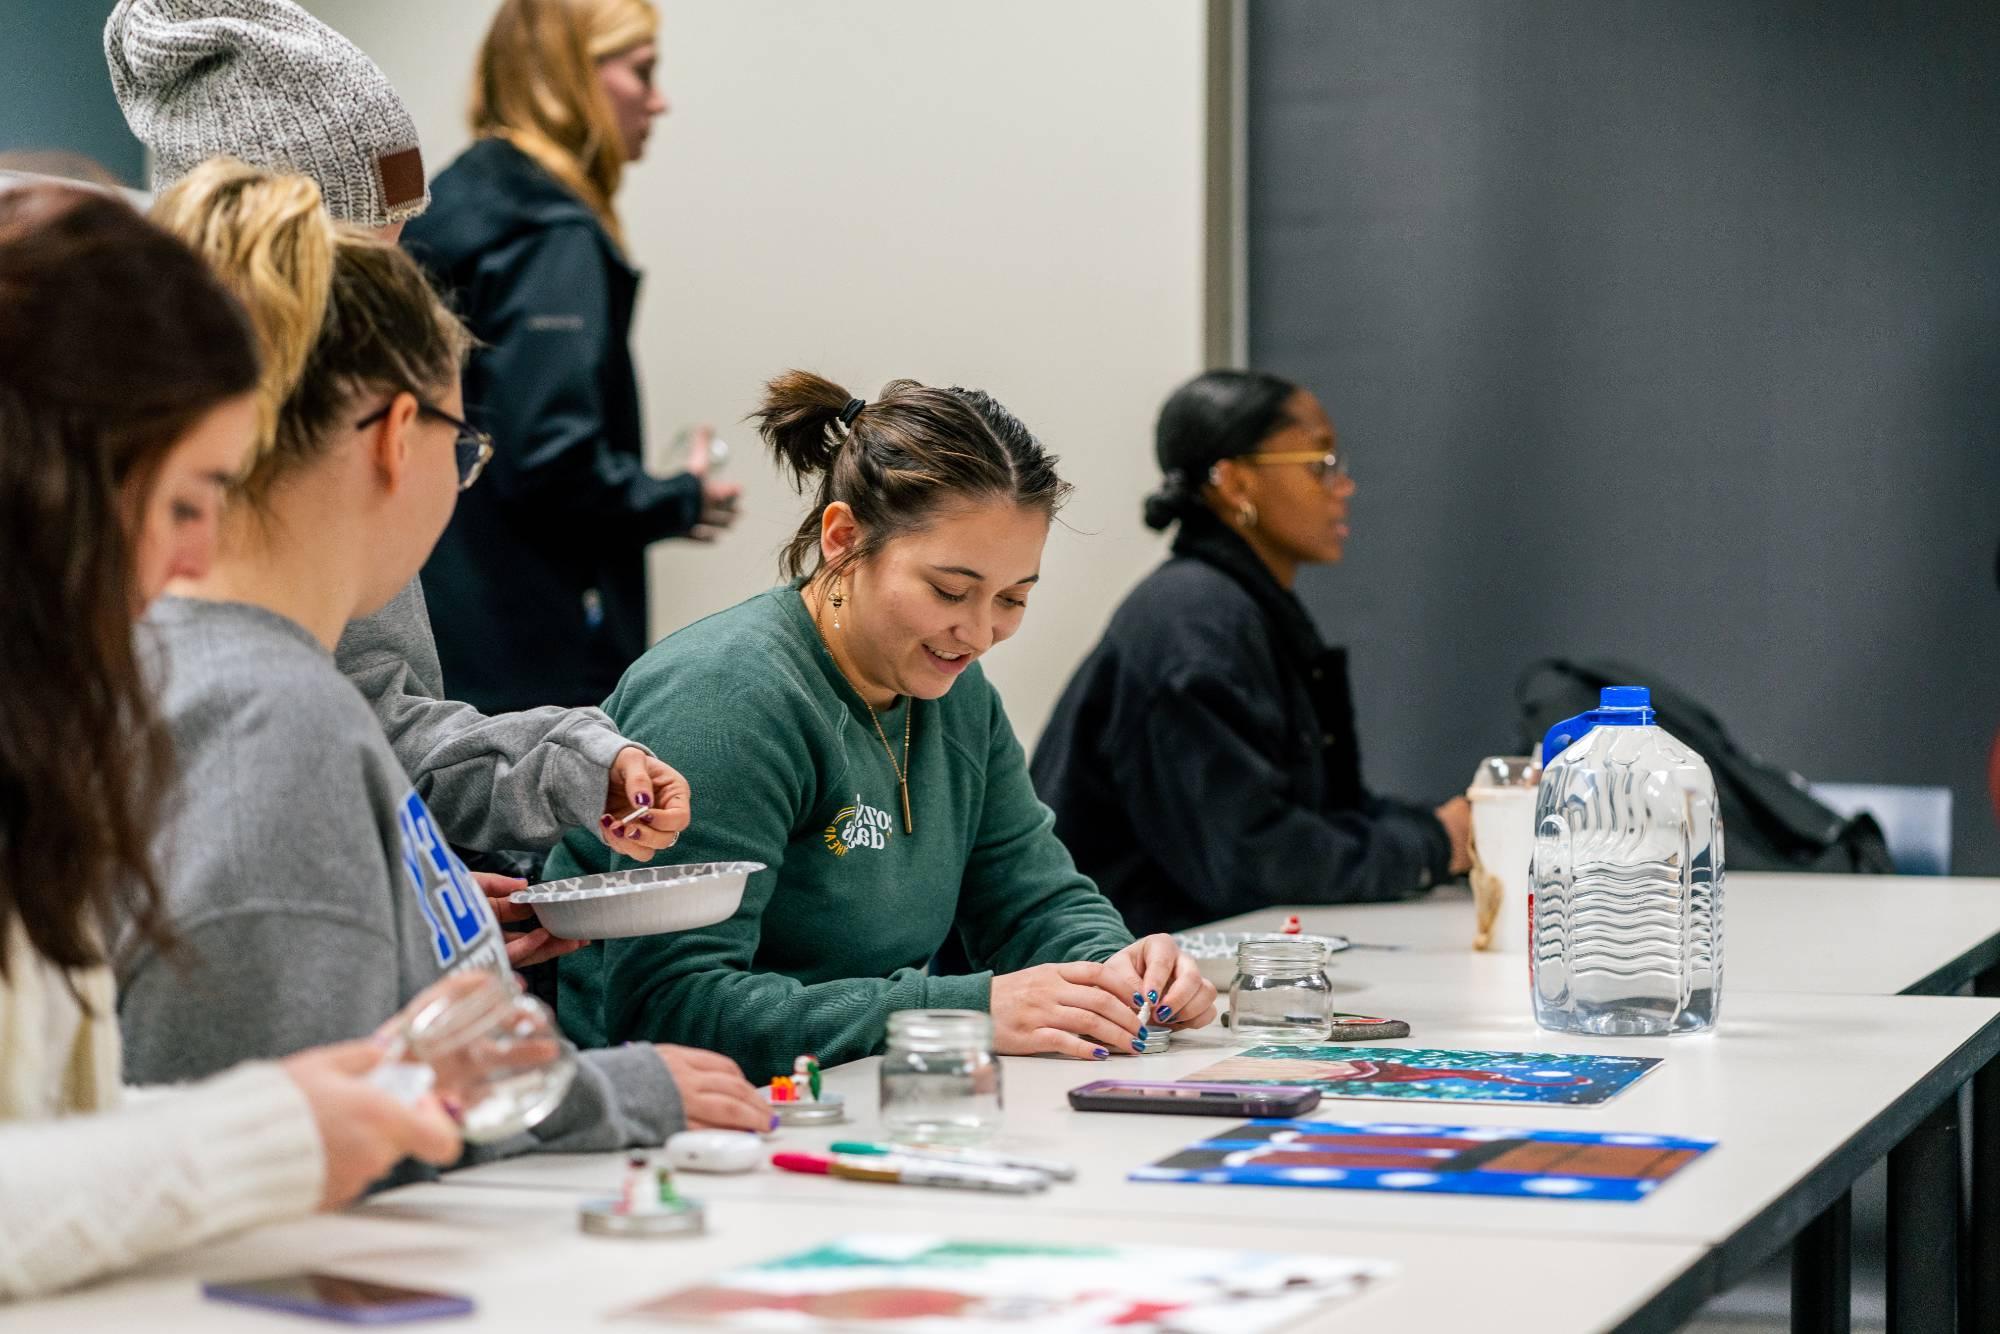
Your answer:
[1530,686,1723,1036]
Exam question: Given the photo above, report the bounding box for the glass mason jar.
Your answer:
[1229,939,1334,1045]
[878,1009,1003,1145]
[379,970,577,1144]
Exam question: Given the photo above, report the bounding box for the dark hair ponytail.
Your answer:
[1141,368,1299,530]
[753,369,1072,579]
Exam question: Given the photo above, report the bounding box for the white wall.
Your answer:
[309,0,1210,744]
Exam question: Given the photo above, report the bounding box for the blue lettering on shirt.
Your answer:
[395,791,489,967]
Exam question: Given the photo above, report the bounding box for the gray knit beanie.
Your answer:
[105,0,428,227]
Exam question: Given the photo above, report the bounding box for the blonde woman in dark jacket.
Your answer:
[404,0,739,715]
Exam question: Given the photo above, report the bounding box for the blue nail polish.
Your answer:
[1092,1047,1108,1060]
[1148,990,1158,1003]
[1132,993,1143,1007]
[1138,1027,1150,1040]
[1156,1006,1173,1020]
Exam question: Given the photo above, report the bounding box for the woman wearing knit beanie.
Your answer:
[104,0,695,889]
[402,0,742,718]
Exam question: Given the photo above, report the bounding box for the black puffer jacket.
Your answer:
[1031,510,1451,937]
[402,137,701,714]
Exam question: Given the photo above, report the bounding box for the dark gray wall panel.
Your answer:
[1248,1,2000,872]
[1,1,145,185]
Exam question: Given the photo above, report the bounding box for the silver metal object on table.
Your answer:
[577,1197,706,1238]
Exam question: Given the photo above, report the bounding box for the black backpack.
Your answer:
[1515,658,1897,875]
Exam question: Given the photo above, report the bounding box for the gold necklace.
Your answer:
[808,592,914,835]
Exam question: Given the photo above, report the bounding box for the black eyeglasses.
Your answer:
[355,398,494,491]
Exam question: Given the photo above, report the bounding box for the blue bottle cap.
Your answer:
[1540,686,1657,764]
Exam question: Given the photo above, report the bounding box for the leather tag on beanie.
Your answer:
[377,146,426,211]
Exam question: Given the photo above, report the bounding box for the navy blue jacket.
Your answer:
[1030,511,1451,937]
[402,138,701,713]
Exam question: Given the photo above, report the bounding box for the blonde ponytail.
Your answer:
[149,159,335,456]
[152,158,468,505]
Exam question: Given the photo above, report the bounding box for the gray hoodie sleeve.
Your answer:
[122,602,685,1157]
[466,1044,685,1161]
[334,579,635,852]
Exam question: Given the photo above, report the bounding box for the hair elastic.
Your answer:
[838,397,866,428]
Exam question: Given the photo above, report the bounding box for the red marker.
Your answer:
[771,1152,831,1176]
[770,1151,1043,1194]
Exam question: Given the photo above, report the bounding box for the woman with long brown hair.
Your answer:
[401,0,739,715]
[0,181,460,1300]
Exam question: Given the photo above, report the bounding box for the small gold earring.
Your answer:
[1237,501,1259,529]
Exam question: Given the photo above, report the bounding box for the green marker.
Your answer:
[829,1141,1075,1182]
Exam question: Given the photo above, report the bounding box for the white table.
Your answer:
[444,990,1997,1334]
[1203,870,2000,1332]
[1200,872,2000,998]
[17,1182,1713,1333]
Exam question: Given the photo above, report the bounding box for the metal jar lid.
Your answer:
[578,1196,707,1238]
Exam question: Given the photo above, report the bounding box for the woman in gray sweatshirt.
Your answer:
[116,162,769,1145]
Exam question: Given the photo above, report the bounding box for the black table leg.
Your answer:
[1792,1190,1851,1334]
[1973,967,2000,1334]
[1888,1096,1961,1334]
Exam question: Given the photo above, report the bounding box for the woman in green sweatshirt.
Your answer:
[554,371,1218,1078]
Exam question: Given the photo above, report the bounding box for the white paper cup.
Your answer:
[1468,785,1536,953]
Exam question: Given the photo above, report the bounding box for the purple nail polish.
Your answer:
[768,1114,780,1131]
[1156,1006,1173,1021]
[600,815,613,827]
[1092,1047,1108,1060]
[636,792,651,807]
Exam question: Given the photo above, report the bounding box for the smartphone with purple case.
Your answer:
[1068,1080,1322,1117]
[201,1273,473,1324]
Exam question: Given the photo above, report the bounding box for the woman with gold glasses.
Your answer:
[1032,369,1472,937]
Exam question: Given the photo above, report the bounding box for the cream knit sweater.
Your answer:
[0,920,323,1300]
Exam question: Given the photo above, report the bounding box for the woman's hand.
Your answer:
[683,426,742,542]
[653,1044,773,1133]
[598,747,691,862]
[990,961,1145,1059]
[1435,796,1473,876]
[281,1040,463,1209]
[1097,934,1219,1032]
[472,872,587,967]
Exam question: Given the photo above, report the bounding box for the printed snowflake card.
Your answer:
[1186,1045,1660,1107]
[1134,1119,1714,1203]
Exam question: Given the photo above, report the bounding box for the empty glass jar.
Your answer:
[378,970,576,1143]
[1229,939,1334,1044]
[879,1009,1003,1145]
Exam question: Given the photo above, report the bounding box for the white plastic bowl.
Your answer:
[509,861,764,940]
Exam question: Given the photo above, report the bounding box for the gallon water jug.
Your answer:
[1530,686,1723,1036]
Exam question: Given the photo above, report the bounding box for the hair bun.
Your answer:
[1142,470,1193,530]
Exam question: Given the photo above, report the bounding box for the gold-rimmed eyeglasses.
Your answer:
[1233,448,1348,490]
